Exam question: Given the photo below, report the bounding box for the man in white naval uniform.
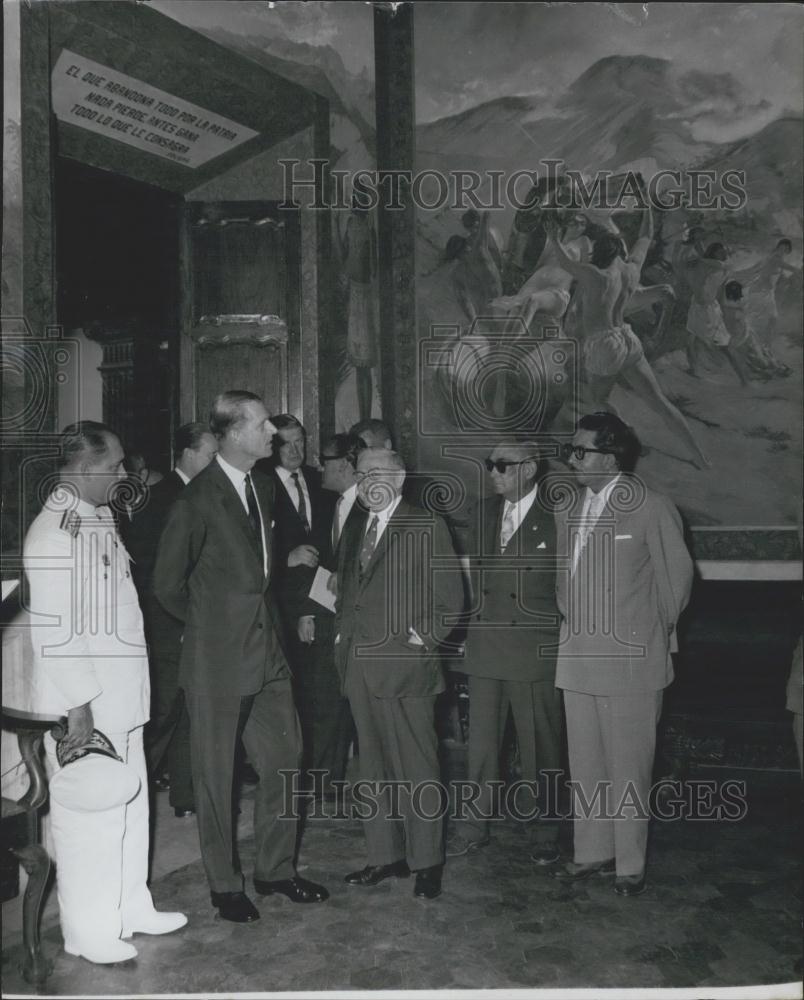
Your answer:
[23,422,186,964]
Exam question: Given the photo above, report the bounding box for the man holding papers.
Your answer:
[293,433,364,798]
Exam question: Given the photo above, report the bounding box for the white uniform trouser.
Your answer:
[45,725,155,948]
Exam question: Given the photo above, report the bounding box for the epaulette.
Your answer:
[59,510,81,537]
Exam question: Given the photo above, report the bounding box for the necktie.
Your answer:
[291,472,310,533]
[359,515,379,575]
[244,473,265,567]
[500,502,516,551]
[332,494,344,550]
[573,491,605,572]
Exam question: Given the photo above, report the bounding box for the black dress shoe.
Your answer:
[210,891,260,923]
[344,860,410,886]
[551,858,616,882]
[253,876,329,903]
[173,807,196,818]
[413,865,442,899]
[614,872,647,897]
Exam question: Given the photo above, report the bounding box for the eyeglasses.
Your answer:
[484,457,537,474]
[561,444,612,461]
[355,468,399,481]
[318,454,341,464]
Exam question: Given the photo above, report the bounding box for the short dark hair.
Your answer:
[591,233,626,269]
[321,432,364,468]
[271,413,306,437]
[577,411,641,472]
[173,421,212,456]
[724,280,743,301]
[776,238,792,252]
[349,418,394,448]
[60,421,116,467]
[209,390,262,438]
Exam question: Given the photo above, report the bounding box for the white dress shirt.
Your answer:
[334,483,358,547]
[500,483,540,548]
[366,494,403,546]
[216,455,267,576]
[276,465,313,531]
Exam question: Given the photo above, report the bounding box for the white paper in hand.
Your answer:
[309,567,336,612]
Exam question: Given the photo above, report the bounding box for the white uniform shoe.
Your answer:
[64,939,138,964]
[122,910,188,938]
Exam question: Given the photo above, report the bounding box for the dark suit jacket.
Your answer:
[123,471,185,594]
[152,460,288,697]
[299,490,364,621]
[456,487,560,682]
[334,498,464,699]
[257,463,337,624]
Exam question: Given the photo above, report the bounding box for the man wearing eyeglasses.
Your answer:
[446,441,562,864]
[335,448,464,900]
[552,411,693,897]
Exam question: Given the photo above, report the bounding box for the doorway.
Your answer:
[55,157,180,473]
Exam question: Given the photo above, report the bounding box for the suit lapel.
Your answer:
[485,496,504,555]
[210,462,264,569]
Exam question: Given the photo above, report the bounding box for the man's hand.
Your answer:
[327,573,338,597]
[288,544,319,569]
[298,616,316,644]
[64,702,94,752]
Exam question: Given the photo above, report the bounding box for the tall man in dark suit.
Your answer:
[124,422,217,817]
[336,448,464,900]
[257,414,337,788]
[447,441,562,863]
[552,412,693,897]
[153,391,328,923]
[294,433,363,797]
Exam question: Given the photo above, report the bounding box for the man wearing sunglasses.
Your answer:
[552,412,693,897]
[447,441,562,864]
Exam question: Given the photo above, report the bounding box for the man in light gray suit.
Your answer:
[552,412,693,897]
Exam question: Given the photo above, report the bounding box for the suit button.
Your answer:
[482,589,489,596]
[476,614,482,621]
[257,623,263,629]
[510,593,516,599]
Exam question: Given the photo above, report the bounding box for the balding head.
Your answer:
[356,448,406,512]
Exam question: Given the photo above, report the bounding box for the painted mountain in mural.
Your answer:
[416,56,802,527]
[415,55,803,272]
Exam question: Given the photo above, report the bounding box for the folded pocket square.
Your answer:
[615,534,632,540]
[537,541,547,549]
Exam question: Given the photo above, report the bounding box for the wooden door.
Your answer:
[179,200,301,426]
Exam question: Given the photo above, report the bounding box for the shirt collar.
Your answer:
[174,467,190,486]
[216,454,248,489]
[276,465,304,486]
[340,483,358,504]
[369,494,403,526]
[584,473,621,513]
[504,483,539,520]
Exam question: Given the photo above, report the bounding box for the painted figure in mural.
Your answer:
[735,238,796,376]
[720,281,786,380]
[684,243,750,386]
[446,210,503,326]
[461,208,504,274]
[342,201,379,424]
[501,174,569,295]
[545,210,711,469]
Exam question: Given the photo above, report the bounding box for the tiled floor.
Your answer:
[2,773,801,997]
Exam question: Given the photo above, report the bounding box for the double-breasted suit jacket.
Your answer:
[458,487,560,682]
[452,486,562,845]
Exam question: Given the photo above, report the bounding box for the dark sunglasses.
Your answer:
[318,454,342,464]
[484,457,536,474]
[561,444,612,461]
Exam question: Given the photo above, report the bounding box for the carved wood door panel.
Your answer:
[181,200,300,425]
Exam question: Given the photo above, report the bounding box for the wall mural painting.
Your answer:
[156,1,801,526]
[414,2,802,528]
